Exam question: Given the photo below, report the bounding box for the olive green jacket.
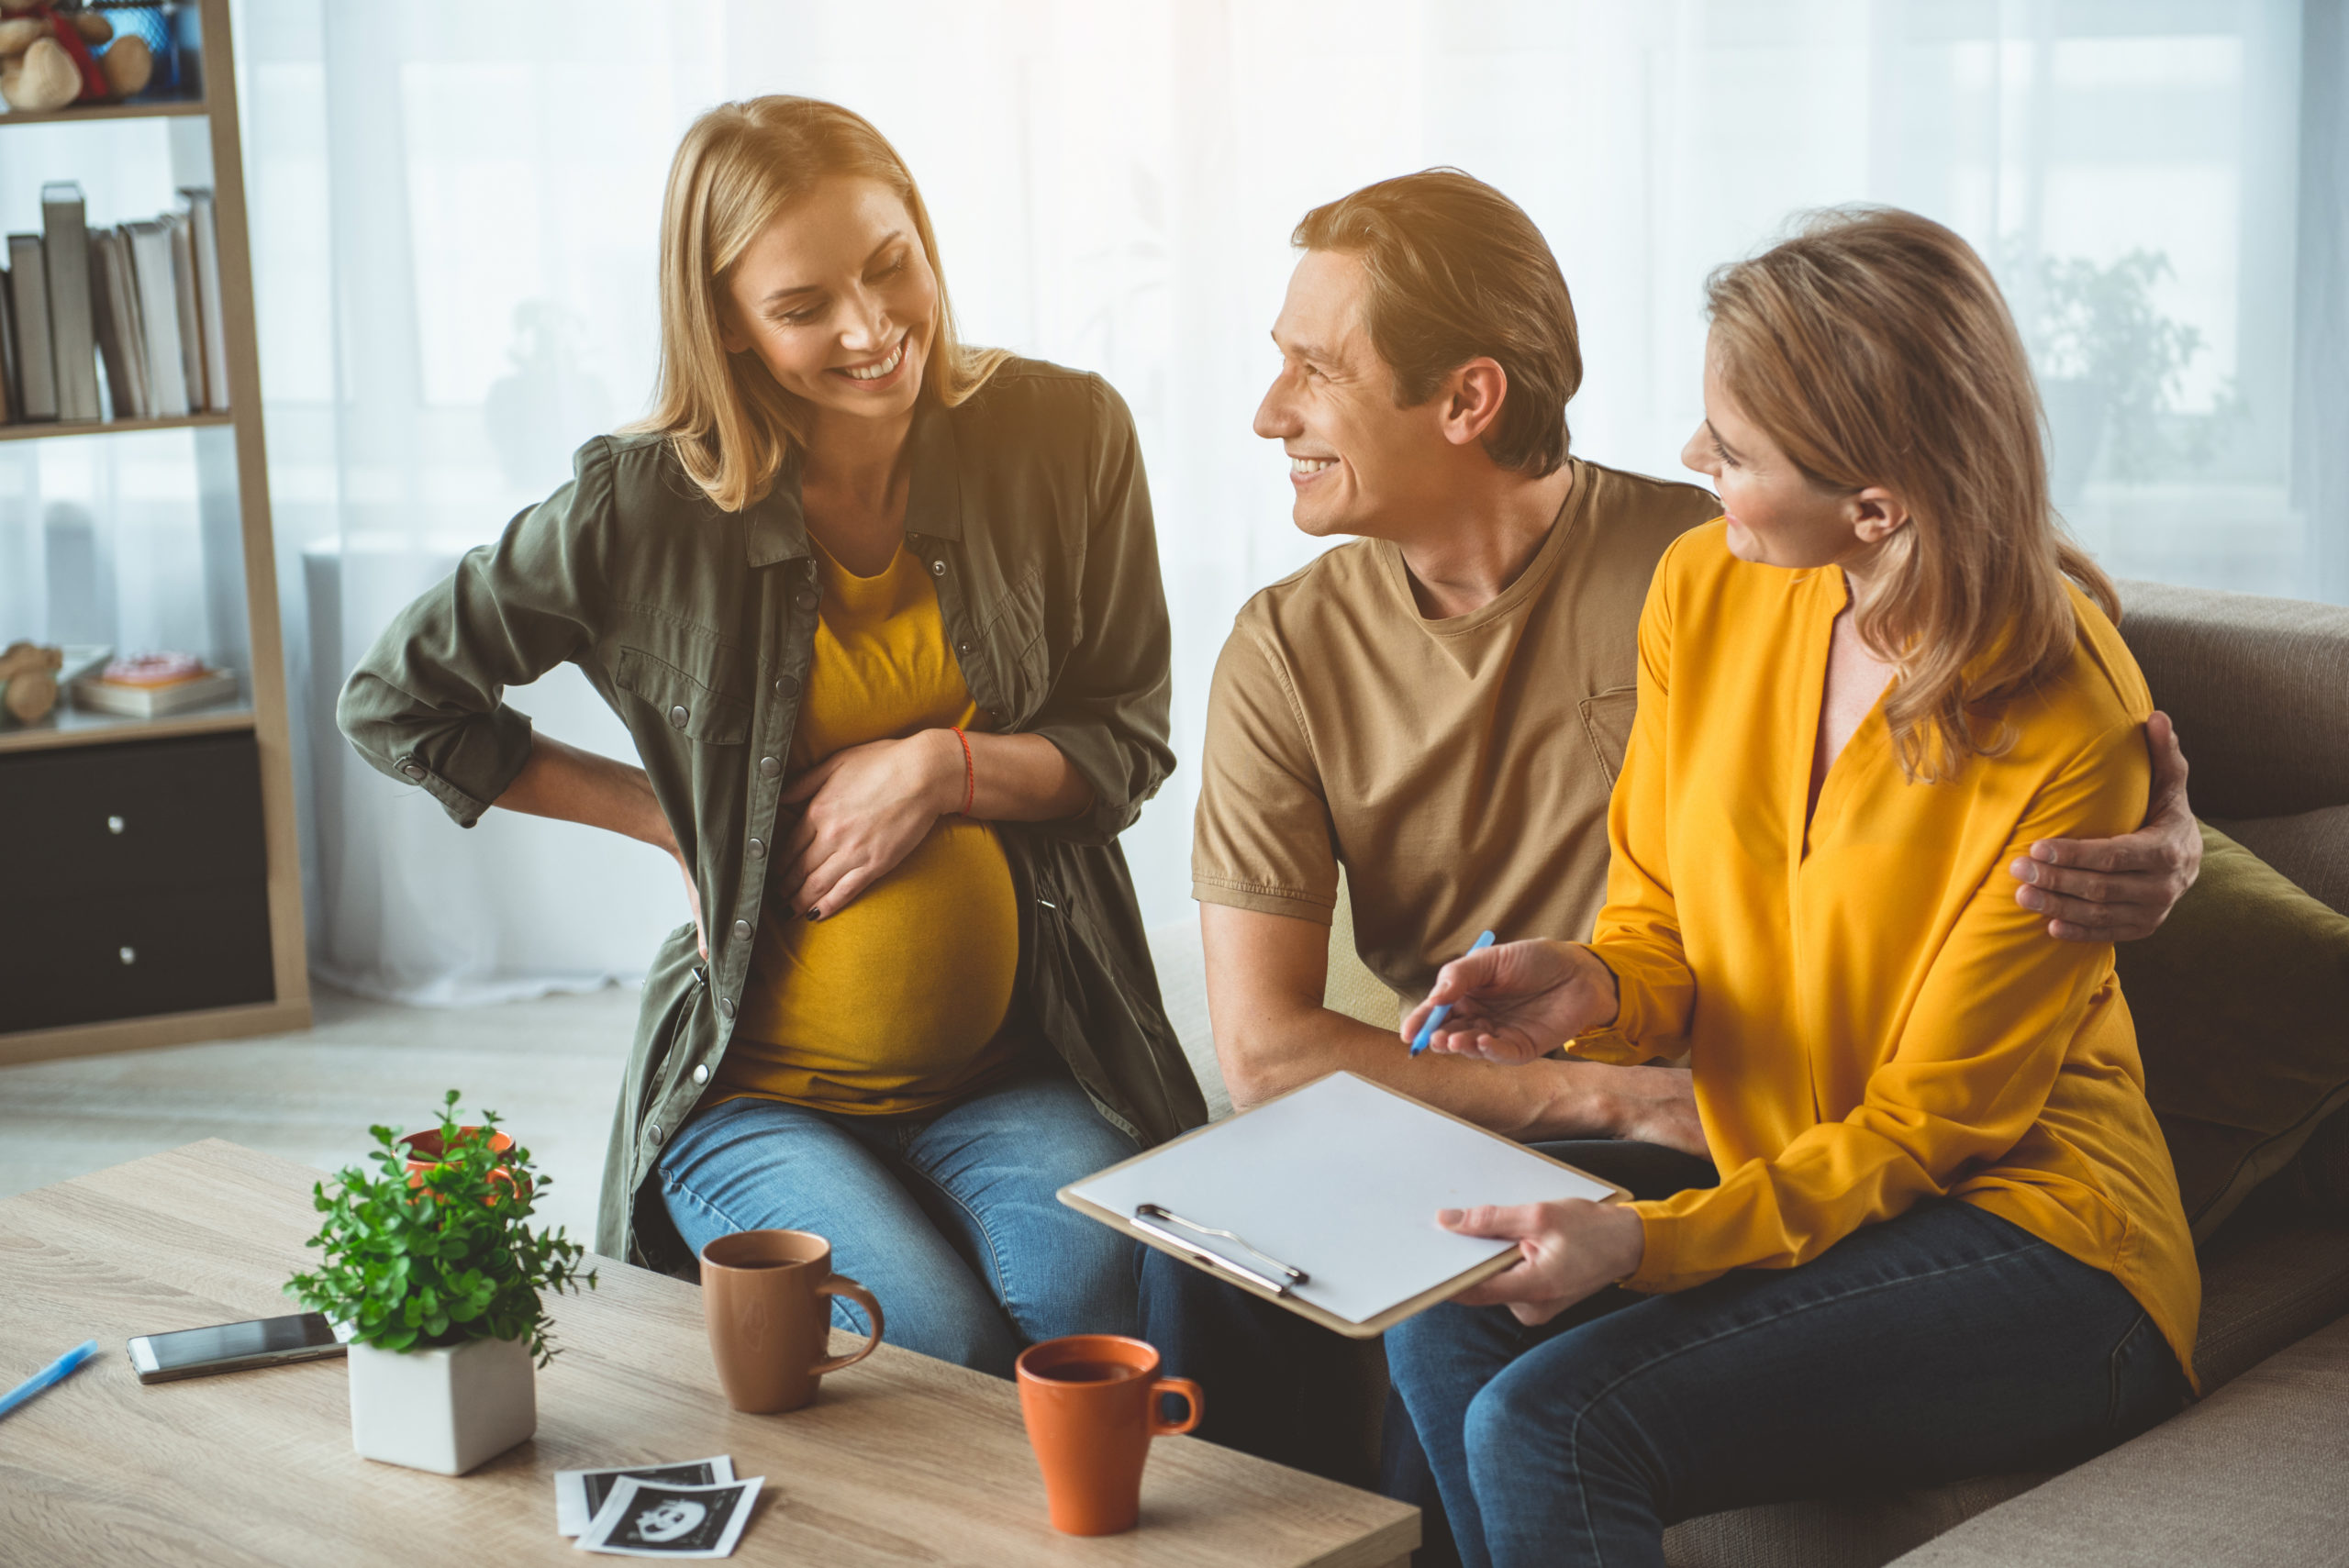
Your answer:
[339,360,1208,1274]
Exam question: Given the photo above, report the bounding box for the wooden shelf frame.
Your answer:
[0,97,207,128]
[0,0,311,1061]
[0,410,232,442]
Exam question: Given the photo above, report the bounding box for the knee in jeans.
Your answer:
[1465,1357,1638,1488]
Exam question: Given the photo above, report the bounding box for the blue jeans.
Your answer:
[657,1067,1141,1378]
[1386,1197,2187,1568]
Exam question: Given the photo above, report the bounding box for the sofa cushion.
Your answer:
[2210,804,2349,917]
[1885,1312,2349,1567]
[2115,824,2349,1241]
[2190,1207,2349,1392]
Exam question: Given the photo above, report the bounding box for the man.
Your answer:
[1149,169,2200,1524]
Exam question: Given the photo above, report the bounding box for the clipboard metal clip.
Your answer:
[1132,1203,1309,1297]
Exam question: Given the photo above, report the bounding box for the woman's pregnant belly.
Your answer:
[725,817,1022,1113]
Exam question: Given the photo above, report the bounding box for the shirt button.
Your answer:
[669,705,688,729]
[774,673,800,697]
[930,559,947,577]
[647,1123,663,1146]
[796,591,818,611]
[718,995,736,1020]
[958,641,973,654]
[731,919,751,942]
[692,1063,710,1085]
[399,762,425,781]
[759,756,781,779]
[747,837,765,859]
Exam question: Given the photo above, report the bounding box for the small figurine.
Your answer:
[0,639,62,724]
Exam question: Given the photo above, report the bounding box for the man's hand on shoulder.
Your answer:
[2009,710,2201,944]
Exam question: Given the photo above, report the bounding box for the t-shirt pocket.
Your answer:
[1579,685,1639,788]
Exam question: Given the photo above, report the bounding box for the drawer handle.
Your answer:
[118,946,136,966]
[107,815,126,835]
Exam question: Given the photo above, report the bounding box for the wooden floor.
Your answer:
[0,984,640,1245]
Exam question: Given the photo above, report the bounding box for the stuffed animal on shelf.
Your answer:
[0,640,62,724]
[0,3,152,114]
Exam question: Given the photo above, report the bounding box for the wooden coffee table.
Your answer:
[0,1140,1417,1566]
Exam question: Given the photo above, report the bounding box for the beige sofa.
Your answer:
[1144,579,2349,1568]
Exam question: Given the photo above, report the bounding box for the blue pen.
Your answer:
[0,1340,98,1421]
[1411,929,1497,1056]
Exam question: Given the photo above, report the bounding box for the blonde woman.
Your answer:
[340,97,1199,1374]
[1383,209,2199,1568]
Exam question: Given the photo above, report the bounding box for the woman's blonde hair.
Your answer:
[1705,206,2120,783]
[630,96,1008,512]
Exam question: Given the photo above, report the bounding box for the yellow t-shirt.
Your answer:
[1583,521,2201,1388]
[720,539,1021,1114]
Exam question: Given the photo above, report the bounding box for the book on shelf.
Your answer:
[42,183,99,423]
[184,188,228,410]
[168,215,203,410]
[0,262,16,424]
[90,226,138,417]
[0,187,228,427]
[8,232,56,421]
[70,653,239,718]
[122,217,188,418]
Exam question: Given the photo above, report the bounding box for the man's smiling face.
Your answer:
[1253,249,1453,539]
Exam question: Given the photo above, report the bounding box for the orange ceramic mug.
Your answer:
[1015,1335,1203,1535]
[698,1229,885,1413]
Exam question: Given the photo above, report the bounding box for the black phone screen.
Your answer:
[144,1313,340,1371]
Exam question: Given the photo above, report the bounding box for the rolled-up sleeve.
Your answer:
[1023,376,1175,843]
[336,438,614,827]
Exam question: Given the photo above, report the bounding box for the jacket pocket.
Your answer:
[1579,685,1639,788]
[975,563,1050,713]
[615,646,751,746]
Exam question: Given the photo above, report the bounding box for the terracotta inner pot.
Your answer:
[397,1126,528,1204]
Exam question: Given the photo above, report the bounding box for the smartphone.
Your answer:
[126,1313,354,1384]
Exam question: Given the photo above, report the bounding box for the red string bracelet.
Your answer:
[951,726,975,816]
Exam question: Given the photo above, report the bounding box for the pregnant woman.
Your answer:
[1386,208,2200,1568]
[340,97,1201,1375]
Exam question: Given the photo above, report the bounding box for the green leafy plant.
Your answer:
[286,1091,595,1365]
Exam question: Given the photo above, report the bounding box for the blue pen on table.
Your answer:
[0,1340,99,1421]
[1410,929,1497,1056]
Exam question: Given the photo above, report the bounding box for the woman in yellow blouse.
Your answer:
[1386,208,2199,1568]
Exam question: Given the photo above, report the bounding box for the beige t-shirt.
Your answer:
[1192,458,1720,1001]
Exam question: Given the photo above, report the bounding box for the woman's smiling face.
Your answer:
[1680,339,1871,572]
[719,175,938,424]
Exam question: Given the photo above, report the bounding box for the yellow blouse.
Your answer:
[720,539,1021,1115]
[1578,522,2200,1386]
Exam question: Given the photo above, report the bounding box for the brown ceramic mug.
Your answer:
[698,1229,885,1413]
[1015,1335,1203,1535]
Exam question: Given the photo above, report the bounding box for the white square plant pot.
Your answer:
[348,1334,536,1475]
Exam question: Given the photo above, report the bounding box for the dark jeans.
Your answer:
[1386,1197,2188,1568]
[1138,1140,1718,1565]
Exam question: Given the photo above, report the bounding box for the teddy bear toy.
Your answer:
[0,2,152,114]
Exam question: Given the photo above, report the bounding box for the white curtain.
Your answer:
[196,0,2343,1002]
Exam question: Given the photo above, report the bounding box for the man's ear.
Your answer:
[1849,485,1910,546]
[1438,357,1509,450]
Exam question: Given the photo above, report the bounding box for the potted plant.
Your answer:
[287,1091,596,1475]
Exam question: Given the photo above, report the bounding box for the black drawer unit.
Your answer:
[0,733,276,1033]
[3,731,268,894]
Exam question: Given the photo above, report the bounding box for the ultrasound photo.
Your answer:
[555,1457,737,1537]
[576,1474,764,1559]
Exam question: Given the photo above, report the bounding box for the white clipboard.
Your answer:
[1060,1071,1629,1337]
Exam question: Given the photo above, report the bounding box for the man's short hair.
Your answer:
[1294,169,1580,477]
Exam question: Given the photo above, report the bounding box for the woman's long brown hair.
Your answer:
[629,97,1008,513]
[1706,206,2119,783]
